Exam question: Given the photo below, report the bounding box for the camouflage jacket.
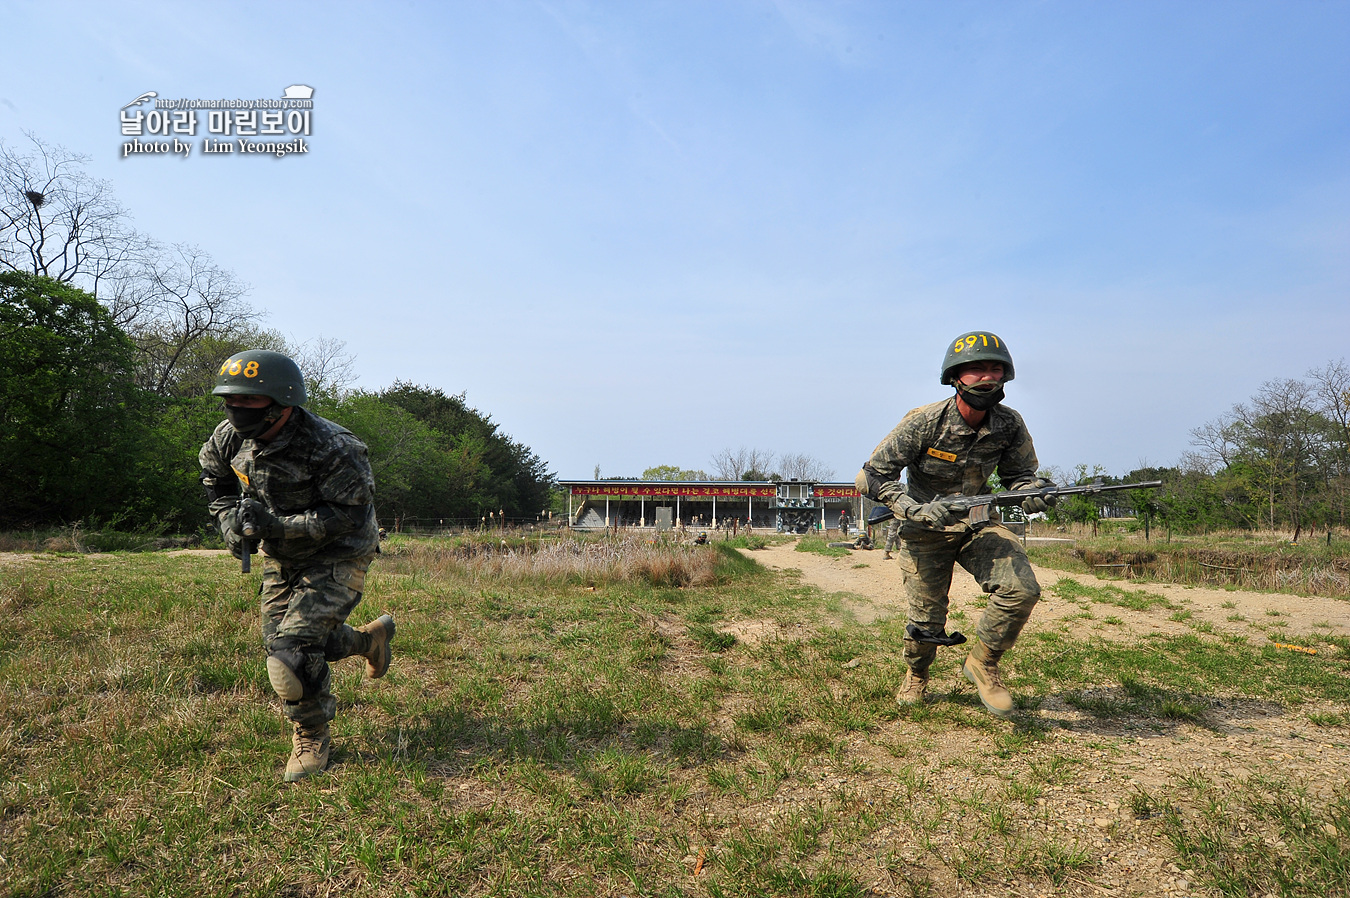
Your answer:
[855,397,1041,532]
[200,407,379,564]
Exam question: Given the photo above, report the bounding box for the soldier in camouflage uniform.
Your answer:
[200,350,394,781]
[882,520,901,559]
[856,331,1055,718]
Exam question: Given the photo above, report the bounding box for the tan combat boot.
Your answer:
[962,639,1014,719]
[895,669,929,706]
[284,722,331,782]
[356,614,395,679]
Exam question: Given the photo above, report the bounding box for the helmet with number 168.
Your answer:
[212,349,307,406]
[940,330,1016,385]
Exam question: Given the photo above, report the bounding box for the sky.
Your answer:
[3,0,1348,484]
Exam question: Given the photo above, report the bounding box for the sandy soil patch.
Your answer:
[740,539,1350,643]
[727,538,1350,897]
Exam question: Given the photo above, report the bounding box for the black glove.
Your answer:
[1021,478,1059,515]
[908,497,957,528]
[223,527,245,559]
[239,497,286,539]
[219,506,243,541]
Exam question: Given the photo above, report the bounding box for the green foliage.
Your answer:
[1049,578,1175,611]
[690,624,738,652]
[133,394,233,531]
[795,537,849,557]
[0,272,157,527]
[374,382,556,522]
[642,464,709,481]
[311,390,489,525]
[0,274,554,531]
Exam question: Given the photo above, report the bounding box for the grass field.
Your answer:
[1,533,1348,897]
[1024,528,1350,599]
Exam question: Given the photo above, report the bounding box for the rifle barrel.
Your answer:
[865,479,1163,525]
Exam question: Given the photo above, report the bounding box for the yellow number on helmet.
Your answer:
[953,340,964,353]
[243,361,259,378]
[965,335,977,348]
[228,359,243,375]
[218,361,230,375]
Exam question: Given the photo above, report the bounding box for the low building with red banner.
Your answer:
[559,479,863,534]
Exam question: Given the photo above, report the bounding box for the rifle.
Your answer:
[237,496,258,573]
[866,479,1163,527]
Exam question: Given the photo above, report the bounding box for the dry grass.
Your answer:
[1028,537,1350,599]
[383,532,722,588]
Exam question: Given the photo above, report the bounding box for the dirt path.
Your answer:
[740,538,1350,646]
[728,538,1350,898]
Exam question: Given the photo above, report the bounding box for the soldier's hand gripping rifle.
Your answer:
[237,496,258,573]
[236,498,287,573]
[866,479,1164,527]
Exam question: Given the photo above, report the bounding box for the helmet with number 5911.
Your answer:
[212,349,307,406]
[940,331,1015,385]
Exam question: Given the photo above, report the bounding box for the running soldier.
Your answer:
[200,350,394,781]
[882,520,900,560]
[856,331,1054,718]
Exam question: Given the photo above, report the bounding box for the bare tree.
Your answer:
[293,335,358,399]
[1308,359,1350,460]
[1307,359,1350,526]
[1177,450,1216,476]
[777,452,835,481]
[1193,378,1326,533]
[709,447,747,481]
[1,136,269,400]
[124,243,253,396]
[0,134,143,293]
[1187,418,1239,473]
[709,447,779,480]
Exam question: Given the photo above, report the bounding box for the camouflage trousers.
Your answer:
[260,555,376,729]
[895,524,1040,672]
[884,522,901,552]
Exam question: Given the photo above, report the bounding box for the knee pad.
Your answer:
[266,640,329,702]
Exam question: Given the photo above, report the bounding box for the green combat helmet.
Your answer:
[212,350,307,406]
[940,330,1015,385]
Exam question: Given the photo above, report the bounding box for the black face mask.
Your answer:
[955,381,1005,411]
[226,403,277,438]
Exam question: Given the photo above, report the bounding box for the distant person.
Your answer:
[856,331,1055,718]
[883,520,900,560]
[838,507,851,536]
[200,350,393,782]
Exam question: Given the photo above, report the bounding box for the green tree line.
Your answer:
[0,272,555,531]
[1,136,554,533]
[1040,364,1350,536]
